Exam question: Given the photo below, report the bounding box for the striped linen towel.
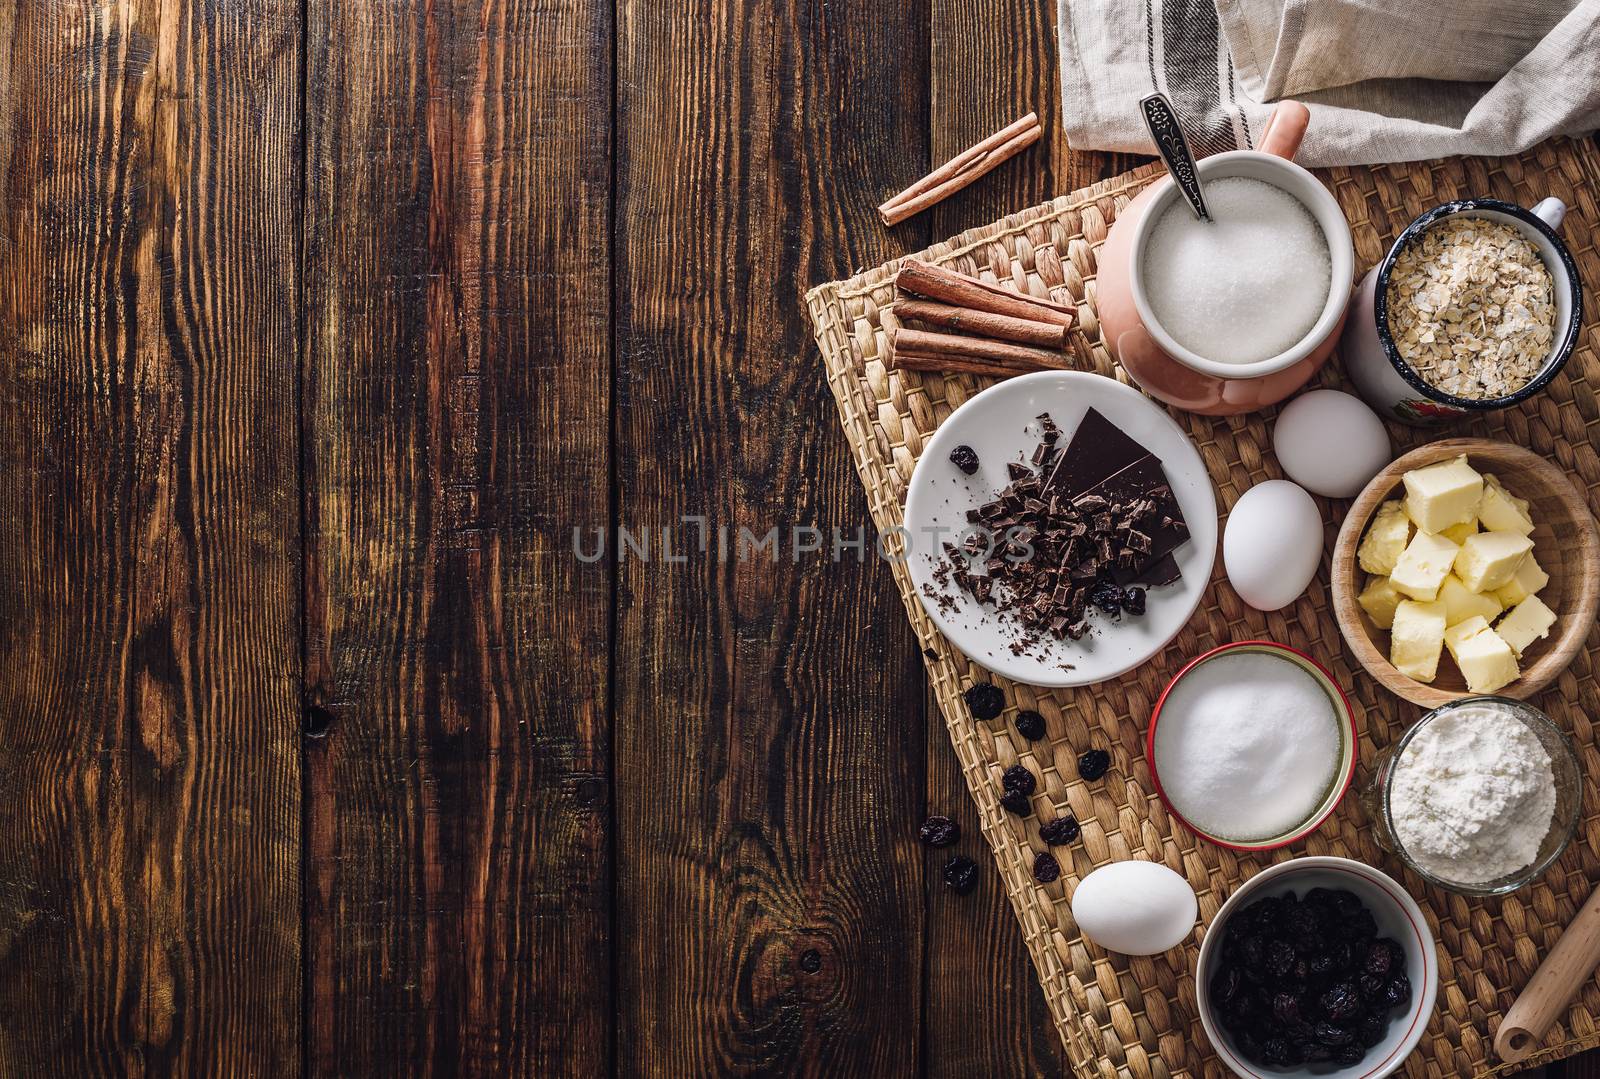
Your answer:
[1058,0,1600,166]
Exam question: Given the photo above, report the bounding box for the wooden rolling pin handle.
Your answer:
[1496,883,1600,1063]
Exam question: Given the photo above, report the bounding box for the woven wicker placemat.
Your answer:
[806,141,1600,1078]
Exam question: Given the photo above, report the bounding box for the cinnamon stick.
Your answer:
[895,259,1074,328]
[892,298,1068,348]
[892,327,1071,370]
[887,352,1039,378]
[879,113,1042,226]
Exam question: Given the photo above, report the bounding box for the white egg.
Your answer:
[1224,480,1324,611]
[1272,390,1391,498]
[1070,861,1198,956]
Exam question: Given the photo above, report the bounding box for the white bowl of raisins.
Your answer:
[1196,856,1438,1078]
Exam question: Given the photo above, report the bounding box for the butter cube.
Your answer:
[1444,615,1493,661]
[1497,594,1556,656]
[1477,474,1535,535]
[1358,576,1403,629]
[1452,625,1521,694]
[1358,500,1412,576]
[1403,455,1483,534]
[1485,473,1531,515]
[1454,531,1533,593]
[1391,599,1448,682]
[1440,520,1479,545]
[1438,574,1504,627]
[1494,554,1549,606]
[1390,531,1460,602]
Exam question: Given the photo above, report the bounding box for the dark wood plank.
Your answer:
[0,0,303,1073]
[612,0,933,1073]
[301,0,613,1074]
[918,4,1141,1074]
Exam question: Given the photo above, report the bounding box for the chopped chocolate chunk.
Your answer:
[942,855,980,895]
[949,444,980,475]
[999,790,1031,816]
[1033,851,1061,883]
[1039,815,1081,845]
[964,682,1005,721]
[1077,749,1111,781]
[1001,765,1037,795]
[935,407,1192,649]
[1014,709,1046,741]
[918,815,960,847]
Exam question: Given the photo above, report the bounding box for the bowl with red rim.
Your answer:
[1196,856,1439,1079]
[1147,641,1359,851]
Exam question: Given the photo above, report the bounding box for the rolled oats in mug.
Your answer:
[1385,218,1555,400]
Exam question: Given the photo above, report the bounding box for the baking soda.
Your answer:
[1143,177,1331,364]
[1152,652,1342,841]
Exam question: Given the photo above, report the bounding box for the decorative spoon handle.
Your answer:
[1139,92,1210,223]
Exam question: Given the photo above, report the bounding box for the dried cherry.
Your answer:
[964,682,1005,721]
[1001,764,1036,795]
[1039,815,1080,845]
[1014,709,1046,741]
[1076,748,1111,781]
[942,855,979,895]
[918,815,959,847]
[949,444,980,475]
[999,790,1031,816]
[1210,887,1411,1071]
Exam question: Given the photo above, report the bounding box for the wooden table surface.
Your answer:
[0,1,1592,1075]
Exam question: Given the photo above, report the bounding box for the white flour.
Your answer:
[1390,703,1556,884]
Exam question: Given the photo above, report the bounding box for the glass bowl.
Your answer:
[1361,696,1581,896]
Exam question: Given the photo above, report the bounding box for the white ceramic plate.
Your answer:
[1195,856,1439,1079]
[903,371,1217,687]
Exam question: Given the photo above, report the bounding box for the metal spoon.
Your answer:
[1139,92,1210,222]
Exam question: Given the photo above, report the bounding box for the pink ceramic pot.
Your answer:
[1097,103,1355,416]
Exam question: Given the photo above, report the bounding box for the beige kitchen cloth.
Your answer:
[1059,0,1600,166]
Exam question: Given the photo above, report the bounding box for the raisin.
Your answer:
[1088,580,1122,615]
[942,855,979,895]
[1359,1014,1387,1047]
[1033,851,1061,883]
[1014,709,1046,741]
[1358,973,1387,1000]
[949,444,980,475]
[1260,1038,1297,1067]
[999,790,1031,816]
[1363,939,1395,977]
[1382,973,1411,1010]
[1002,764,1036,795]
[1328,889,1363,917]
[1210,965,1241,1006]
[1264,939,1296,980]
[1077,748,1111,781]
[1334,1044,1366,1067]
[1039,815,1081,845]
[1315,1022,1354,1047]
[964,682,1005,721]
[1320,983,1361,1022]
[1343,908,1379,943]
[917,815,959,847]
[1296,1039,1333,1063]
[1271,992,1302,1025]
[1121,586,1146,615]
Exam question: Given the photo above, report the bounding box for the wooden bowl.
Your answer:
[1332,438,1600,707]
